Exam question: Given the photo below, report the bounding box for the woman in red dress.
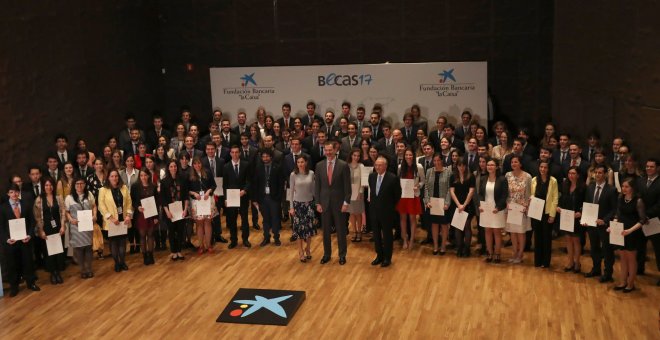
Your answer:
[396,148,425,249]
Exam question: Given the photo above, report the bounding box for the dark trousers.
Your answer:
[168,219,185,253]
[73,246,93,274]
[454,214,473,254]
[422,205,432,241]
[532,214,552,267]
[652,234,660,271]
[363,188,371,232]
[155,211,168,248]
[321,204,347,258]
[260,196,282,240]
[588,226,615,275]
[525,229,533,251]
[3,242,36,287]
[476,216,486,250]
[226,201,249,242]
[372,216,393,261]
[211,199,224,238]
[127,217,139,246]
[33,236,46,268]
[109,235,127,265]
[45,236,66,273]
[637,235,648,273]
[250,200,259,227]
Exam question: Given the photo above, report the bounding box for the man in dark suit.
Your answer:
[354,106,371,132]
[315,142,351,265]
[529,147,563,181]
[322,110,339,141]
[581,131,601,164]
[220,119,239,148]
[428,116,447,151]
[277,103,295,131]
[443,124,465,153]
[181,136,203,160]
[637,158,660,283]
[1,183,41,297]
[487,121,508,147]
[368,156,401,267]
[339,123,361,157]
[238,133,258,166]
[301,101,324,129]
[198,122,219,147]
[310,130,328,169]
[252,149,284,246]
[201,142,227,244]
[118,113,144,152]
[369,112,384,141]
[232,111,249,136]
[502,138,534,174]
[376,124,395,157]
[74,150,91,179]
[553,133,571,169]
[333,102,356,129]
[50,134,72,170]
[260,135,283,166]
[145,114,171,152]
[210,132,231,163]
[583,164,618,283]
[562,142,589,179]
[517,127,537,159]
[401,113,417,147]
[454,110,472,141]
[465,137,479,173]
[45,155,62,181]
[122,128,147,157]
[302,120,321,153]
[223,146,251,248]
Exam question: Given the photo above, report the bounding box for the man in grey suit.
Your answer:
[339,123,361,157]
[314,142,351,265]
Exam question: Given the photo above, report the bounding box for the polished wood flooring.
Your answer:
[1,218,659,339]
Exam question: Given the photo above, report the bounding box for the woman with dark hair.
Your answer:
[610,177,647,292]
[155,135,177,160]
[98,169,133,272]
[87,158,107,259]
[56,162,75,202]
[557,166,586,272]
[473,155,489,255]
[120,155,139,253]
[74,137,96,167]
[347,149,365,242]
[586,150,614,186]
[505,155,532,264]
[359,139,372,164]
[540,123,557,149]
[248,124,262,149]
[271,121,283,145]
[491,131,512,165]
[288,155,316,262]
[291,117,305,140]
[530,160,559,268]
[410,104,428,135]
[255,107,267,138]
[109,150,123,171]
[479,158,508,263]
[439,137,453,166]
[188,157,217,254]
[449,157,476,257]
[617,152,642,185]
[161,159,189,261]
[101,145,113,168]
[170,123,187,155]
[65,177,97,278]
[264,115,275,137]
[34,177,67,284]
[107,136,122,158]
[424,153,452,255]
[131,169,159,265]
[396,148,425,249]
[153,144,170,173]
[474,126,489,151]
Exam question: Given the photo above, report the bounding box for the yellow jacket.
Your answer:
[530,176,559,218]
[97,185,133,230]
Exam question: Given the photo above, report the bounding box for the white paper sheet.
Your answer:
[141,196,158,218]
[227,189,241,207]
[430,197,445,216]
[351,183,361,201]
[400,179,414,198]
[168,201,184,222]
[46,234,64,256]
[559,209,575,232]
[286,188,292,202]
[450,208,469,230]
[614,172,621,192]
[196,197,212,215]
[77,210,94,232]
[580,203,599,227]
[642,217,660,237]
[107,221,128,237]
[214,177,224,196]
[479,201,505,229]
[361,167,373,187]
[528,196,545,221]
[506,203,525,226]
[609,221,624,246]
[8,218,27,240]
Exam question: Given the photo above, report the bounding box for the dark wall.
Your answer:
[552,1,660,158]
[0,1,162,183]
[158,0,553,133]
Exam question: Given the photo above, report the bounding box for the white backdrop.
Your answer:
[210,62,487,128]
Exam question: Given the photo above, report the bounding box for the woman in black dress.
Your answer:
[161,159,189,261]
[610,177,647,293]
[449,157,475,257]
[131,169,160,265]
[557,166,586,273]
[34,177,67,284]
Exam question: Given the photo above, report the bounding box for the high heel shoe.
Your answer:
[351,235,359,242]
[432,249,439,256]
[305,249,312,260]
[299,251,306,263]
[493,254,501,263]
[485,254,493,263]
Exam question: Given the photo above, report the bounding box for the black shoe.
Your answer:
[9,287,18,297]
[371,258,383,266]
[50,274,57,285]
[623,286,636,293]
[135,245,141,253]
[27,283,41,291]
[55,273,63,284]
[599,275,614,283]
[218,236,228,243]
[260,239,271,247]
[143,253,149,265]
[244,240,252,248]
[584,270,601,278]
[274,238,281,246]
[114,263,121,272]
[228,242,237,249]
[290,235,298,242]
[439,250,446,255]
[121,263,129,271]
[380,260,391,267]
[339,257,346,265]
[129,245,136,254]
[149,252,155,265]
[433,250,439,256]
[320,256,330,264]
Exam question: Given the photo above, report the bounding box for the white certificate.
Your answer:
[609,221,625,246]
[559,209,575,232]
[400,179,414,198]
[479,202,505,229]
[214,177,224,196]
[46,234,64,256]
[528,197,545,221]
[361,167,373,187]
[642,217,660,237]
[429,197,445,216]
[168,201,184,222]
[108,221,128,237]
[8,218,27,241]
[450,208,469,231]
[226,189,241,207]
[506,203,525,226]
[196,197,212,215]
[286,188,292,202]
[77,210,94,232]
[141,196,158,218]
[351,183,361,200]
[580,203,599,227]
[614,172,621,192]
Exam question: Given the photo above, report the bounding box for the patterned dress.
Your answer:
[505,171,532,233]
[65,193,95,248]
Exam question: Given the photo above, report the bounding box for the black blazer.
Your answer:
[428,129,444,151]
[584,182,617,223]
[277,116,295,131]
[310,143,327,169]
[502,153,534,174]
[527,159,563,181]
[251,162,284,202]
[146,129,172,152]
[201,156,226,178]
[187,169,217,198]
[477,176,509,211]
[637,176,660,219]
[368,172,401,221]
[301,114,324,128]
[75,166,92,180]
[561,158,589,179]
[1,199,35,242]
[160,174,189,207]
[220,132,240,148]
[223,160,251,195]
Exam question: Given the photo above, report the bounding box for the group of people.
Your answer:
[2,102,659,298]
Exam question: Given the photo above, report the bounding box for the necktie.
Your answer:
[234,164,239,176]
[321,146,324,156]
[594,185,601,203]
[34,185,39,197]
[13,202,21,219]
[571,159,576,167]
[133,144,137,155]
[648,178,653,188]
[376,175,383,195]
[59,153,65,163]
[469,154,474,167]
[210,158,216,176]
[327,160,334,185]
[386,139,390,147]
[406,128,411,139]
[50,170,56,179]
[561,151,566,163]
[243,149,248,158]
[589,148,594,162]
[189,150,193,158]
[426,160,431,169]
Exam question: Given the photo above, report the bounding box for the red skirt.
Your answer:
[396,197,422,215]
[136,213,156,233]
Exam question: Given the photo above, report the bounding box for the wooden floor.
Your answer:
[1,219,659,339]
